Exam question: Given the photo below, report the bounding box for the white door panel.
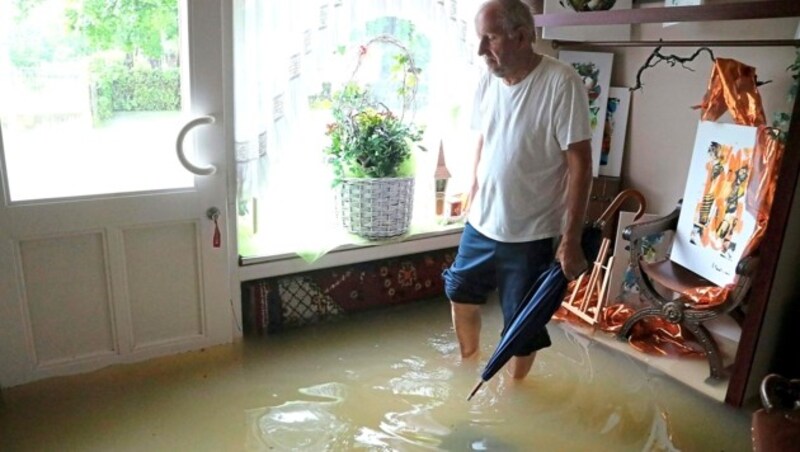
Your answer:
[0,0,233,387]
[18,232,116,367]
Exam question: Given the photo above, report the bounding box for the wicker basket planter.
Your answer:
[335,177,415,239]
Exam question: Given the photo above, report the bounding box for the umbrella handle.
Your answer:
[595,189,646,239]
[467,380,484,401]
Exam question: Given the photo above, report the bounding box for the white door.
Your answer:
[0,0,234,387]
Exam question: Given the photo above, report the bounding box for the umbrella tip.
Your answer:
[467,381,484,401]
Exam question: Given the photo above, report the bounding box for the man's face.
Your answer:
[475,7,521,78]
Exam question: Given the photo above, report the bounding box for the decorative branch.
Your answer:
[630,45,771,92]
[630,46,715,92]
[349,34,419,121]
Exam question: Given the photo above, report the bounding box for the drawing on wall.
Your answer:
[542,0,632,42]
[607,211,673,306]
[558,50,613,177]
[599,86,630,177]
[664,0,703,27]
[670,121,758,287]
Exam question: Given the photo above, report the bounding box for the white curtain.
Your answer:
[234,0,483,256]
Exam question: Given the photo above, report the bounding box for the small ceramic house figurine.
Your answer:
[445,193,464,220]
[434,140,451,216]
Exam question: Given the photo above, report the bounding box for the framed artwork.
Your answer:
[665,0,703,5]
[599,86,631,177]
[607,211,674,306]
[664,0,704,27]
[670,121,759,287]
[558,50,614,177]
[542,0,632,42]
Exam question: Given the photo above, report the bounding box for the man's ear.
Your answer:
[515,28,532,48]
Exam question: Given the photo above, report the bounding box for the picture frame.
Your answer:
[665,0,703,5]
[542,0,632,42]
[599,86,631,177]
[606,211,674,306]
[664,0,704,27]
[558,50,614,177]
[670,121,759,287]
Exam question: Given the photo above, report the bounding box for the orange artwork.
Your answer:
[670,122,757,287]
[689,141,753,260]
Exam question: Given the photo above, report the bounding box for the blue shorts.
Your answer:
[443,223,555,356]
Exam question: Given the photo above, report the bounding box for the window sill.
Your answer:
[237,224,463,281]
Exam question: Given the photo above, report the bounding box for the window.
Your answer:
[0,0,191,202]
[234,0,482,259]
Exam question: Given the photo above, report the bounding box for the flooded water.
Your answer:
[0,299,751,451]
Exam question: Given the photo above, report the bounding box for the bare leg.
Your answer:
[508,352,536,380]
[451,302,481,359]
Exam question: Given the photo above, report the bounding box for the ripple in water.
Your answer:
[250,382,348,451]
[244,313,738,451]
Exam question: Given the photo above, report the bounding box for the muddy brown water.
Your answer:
[0,299,751,451]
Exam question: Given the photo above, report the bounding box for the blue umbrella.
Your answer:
[467,262,569,400]
[466,191,645,399]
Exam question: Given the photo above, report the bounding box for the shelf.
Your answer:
[534,1,800,27]
[551,39,800,48]
[555,321,739,403]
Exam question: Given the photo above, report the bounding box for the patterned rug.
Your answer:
[241,248,457,335]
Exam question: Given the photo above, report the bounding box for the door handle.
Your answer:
[176,115,217,175]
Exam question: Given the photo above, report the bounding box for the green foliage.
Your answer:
[7,0,82,78]
[7,27,56,76]
[7,0,179,115]
[12,0,46,17]
[91,60,180,123]
[65,0,179,65]
[771,49,800,142]
[324,82,424,185]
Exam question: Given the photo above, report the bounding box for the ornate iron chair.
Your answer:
[616,200,759,381]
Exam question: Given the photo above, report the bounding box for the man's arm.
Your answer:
[464,133,483,214]
[557,139,593,280]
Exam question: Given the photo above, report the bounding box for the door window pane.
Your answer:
[0,0,192,202]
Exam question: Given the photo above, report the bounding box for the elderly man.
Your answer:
[443,0,593,379]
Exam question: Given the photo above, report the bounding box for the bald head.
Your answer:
[478,0,535,44]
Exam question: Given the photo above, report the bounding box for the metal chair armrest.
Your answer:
[623,203,681,242]
[736,255,759,276]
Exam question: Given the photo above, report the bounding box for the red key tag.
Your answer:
[213,217,221,248]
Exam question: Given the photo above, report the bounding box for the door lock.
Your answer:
[206,207,220,221]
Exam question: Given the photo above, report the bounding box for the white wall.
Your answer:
[538,16,797,215]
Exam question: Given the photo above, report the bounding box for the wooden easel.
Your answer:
[561,189,646,326]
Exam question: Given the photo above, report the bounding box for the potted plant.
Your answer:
[325,82,423,184]
[322,36,425,239]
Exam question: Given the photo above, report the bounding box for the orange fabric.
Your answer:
[555,279,704,358]
[694,58,766,126]
[684,126,784,306]
[673,58,780,307]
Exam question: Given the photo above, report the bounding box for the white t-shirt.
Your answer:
[468,54,592,243]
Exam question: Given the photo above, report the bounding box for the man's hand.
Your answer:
[556,238,588,281]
